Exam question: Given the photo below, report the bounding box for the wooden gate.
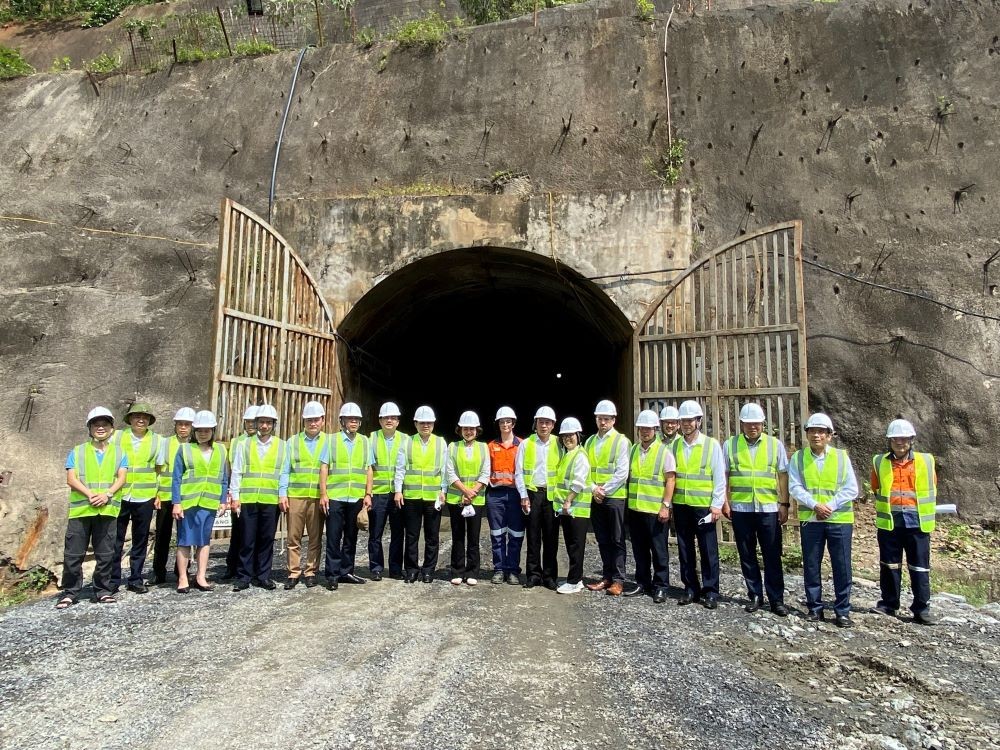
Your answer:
[209,198,340,440]
[634,222,808,451]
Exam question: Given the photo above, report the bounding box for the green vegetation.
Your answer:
[781,544,804,571]
[356,26,376,49]
[930,571,992,606]
[635,0,654,21]
[718,545,741,566]
[84,51,120,73]
[376,48,389,72]
[50,55,72,71]
[175,45,226,63]
[0,0,156,27]
[123,17,157,40]
[233,39,278,56]
[460,0,587,25]
[649,137,687,186]
[935,95,955,119]
[392,12,463,50]
[0,45,35,79]
[0,568,53,608]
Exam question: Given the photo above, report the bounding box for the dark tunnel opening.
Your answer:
[337,247,634,436]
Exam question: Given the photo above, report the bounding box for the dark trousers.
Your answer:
[238,503,279,583]
[877,524,931,615]
[801,521,853,617]
[151,501,176,580]
[403,498,441,574]
[368,492,404,575]
[732,511,785,604]
[111,499,156,588]
[226,510,244,576]
[525,488,559,585]
[627,509,670,590]
[673,504,720,598]
[324,499,363,580]
[447,503,483,577]
[486,486,525,573]
[560,514,589,585]
[591,497,627,582]
[61,515,116,600]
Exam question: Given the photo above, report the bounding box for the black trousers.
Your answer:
[732,511,785,604]
[590,497,627,582]
[524,488,559,585]
[111,499,155,588]
[403,498,441,574]
[447,503,483,577]
[226,510,244,576]
[324,498,363,580]
[877,523,932,615]
[673,504,720,598]
[238,503,278,583]
[151,500,177,580]
[560,514,589,585]
[368,492,404,575]
[627,508,670,590]
[61,515,116,599]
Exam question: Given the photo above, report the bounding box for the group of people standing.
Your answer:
[57,396,941,627]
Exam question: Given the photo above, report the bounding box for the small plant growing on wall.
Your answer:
[649,138,687,186]
[635,0,654,21]
[0,45,35,79]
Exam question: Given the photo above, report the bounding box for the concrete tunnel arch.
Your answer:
[336,246,635,432]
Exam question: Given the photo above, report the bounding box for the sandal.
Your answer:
[55,596,76,610]
[96,594,117,604]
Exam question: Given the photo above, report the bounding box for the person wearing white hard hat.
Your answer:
[517,406,563,589]
[584,399,631,596]
[229,404,289,591]
[57,407,130,608]
[624,410,677,603]
[670,399,727,608]
[445,411,490,585]
[150,407,195,586]
[282,401,329,590]
[319,402,373,589]
[788,413,858,627]
[486,406,525,585]
[367,401,408,580]
[870,418,938,625]
[552,418,592,594]
[171,411,229,593]
[723,402,790,616]
[394,406,447,583]
[223,405,259,580]
[659,406,681,449]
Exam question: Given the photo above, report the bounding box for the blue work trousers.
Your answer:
[801,521,853,617]
[486,486,524,574]
[732,511,785,605]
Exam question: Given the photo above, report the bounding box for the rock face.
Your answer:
[1,0,999,572]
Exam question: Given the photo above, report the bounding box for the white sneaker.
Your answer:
[557,581,584,595]
[466,578,478,586]
[450,577,463,585]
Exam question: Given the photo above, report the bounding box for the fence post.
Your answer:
[313,0,324,47]
[216,7,233,56]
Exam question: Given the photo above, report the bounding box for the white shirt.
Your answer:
[678,432,727,509]
[229,435,290,501]
[636,441,678,478]
[566,449,591,495]
[514,435,555,499]
[788,446,858,511]
[590,430,631,495]
[445,442,491,487]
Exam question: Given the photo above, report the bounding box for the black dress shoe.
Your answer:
[770,602,789,617]
[250,578,262,588]
[405,571,419,583]
[338,574,366,585]
[834,615,853,629]
[284,578,300,590]
[324,578,339,591]
[304,576,318,588]
[192,581,214,592]
[147,576,166,586]
[389,570,403,580]
[913,611,935,626]
[421,573,433,583]
[745,597,763,613]
[677,594,699,606]
[806,609,825,623]
[622,582,645,598]
[524,576,541,589]
[371,571,383,581]
[543,579,558,591]
[259,579,276,591]
[652,588,667,604]
[127,583,149,594]
[221,571,237,581]
[233,581,250,591]
[176,586,190,594]
[703,597,718,610]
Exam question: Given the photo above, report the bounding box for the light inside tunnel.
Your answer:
[336,247,634,435]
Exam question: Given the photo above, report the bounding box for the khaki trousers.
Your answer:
[286,497,324,578]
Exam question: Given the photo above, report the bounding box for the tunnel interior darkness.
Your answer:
[337,247,634,435]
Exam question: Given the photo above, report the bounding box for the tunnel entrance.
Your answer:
[337,247,634,432]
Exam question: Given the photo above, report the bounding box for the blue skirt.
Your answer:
[177,506,216,547]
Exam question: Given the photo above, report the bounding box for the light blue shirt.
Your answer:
[65,445,129,471]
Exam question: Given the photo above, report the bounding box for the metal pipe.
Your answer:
[268,46,308,224]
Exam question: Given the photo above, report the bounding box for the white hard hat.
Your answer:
[86,406,114,426]
[739,403,766,423]
[241,405,259,421]
[594,399,617,416]
[886,419,916,439]
[339,402,362,419]
[302,401,326,419]
[256,404,279,421]
[678,400,704,419]
[659,406,680,421]
[414,405,436,422]
[559,417,583,434]
[805,413,834,432]
[192,410,218,429]
[495,406,517,421]
[458,410,481,428]
[379,401,401,418]
[636,410,660,428]
[533,406,556,422]
[173,407,196,423]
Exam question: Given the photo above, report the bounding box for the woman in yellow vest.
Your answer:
[58,407,129,608]
[151,407,194,585]
[870,419,938,625]
[171,410,229,593]
[446,411,490,586]
[553,417,592,595]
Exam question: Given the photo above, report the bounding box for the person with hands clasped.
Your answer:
[151,407,194,585]
[486,407,524,585]
[283,401,328,590]
[552,418,592,595]
[584,400,631,596]
[223,405,258,580]
[445,411,490,586]
[517,406,562,590]
[367,402,409,581]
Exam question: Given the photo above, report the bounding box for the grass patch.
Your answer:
[84,51,121,73]
[718,545,741,566]
[0,567,54,608]
[50,55,72,71]
[0,45,34,79]
[930,571,991,606]
[460,0,587,24]
[233,39,278,57]
[392,12,463,50]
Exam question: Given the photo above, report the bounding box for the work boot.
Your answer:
[491,570,505,585]
[770,602,789,617]
[506,572,521,586]
[745,596,763,613]
[913,611,935,626]
[872,603,898,618]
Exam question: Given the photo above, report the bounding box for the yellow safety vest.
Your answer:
[239,437,286,505]
[402,434,446,501]
[550,447,592,519]
[872,452,936,533]
[724,434,782,511]
[67,441,123,519]
[521,435,561,492]
[370,430,409,494]
[793,448,853,524]
[115,429,162,501]
[584,430,629,499]
[157,435,188,502]
[672,436,720,507]
[177,443,228,510]
[325,433,371,501]
[446,441,488,506]
[628,441,669,514]
[287,432,327,500]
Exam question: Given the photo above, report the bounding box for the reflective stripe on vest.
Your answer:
[725,434,781,511]
[489,439,519,486]
[873,452,937,533]
[370,430,409,494]
[550,447,592,519]
[115,430,162,501]
[240,438,286,505]
[584,431,628,499]
[671,436,718,507]
[628,441,668,514]
[178,443,227,510]
[794,448,853,523]
[522,435,561,492]
[157,435,186,501]
[68,442,123,518]
[326,433,371,501]
[287,432,327,499]
[446,441,488,505]
[402,435,446,501]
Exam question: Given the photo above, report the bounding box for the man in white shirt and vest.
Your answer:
[368,401,408,580]
[517,406,562,590]
[224,405,258,580]
[585,400,631,596]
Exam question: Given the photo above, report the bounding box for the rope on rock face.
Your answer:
[0,215,214,248]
